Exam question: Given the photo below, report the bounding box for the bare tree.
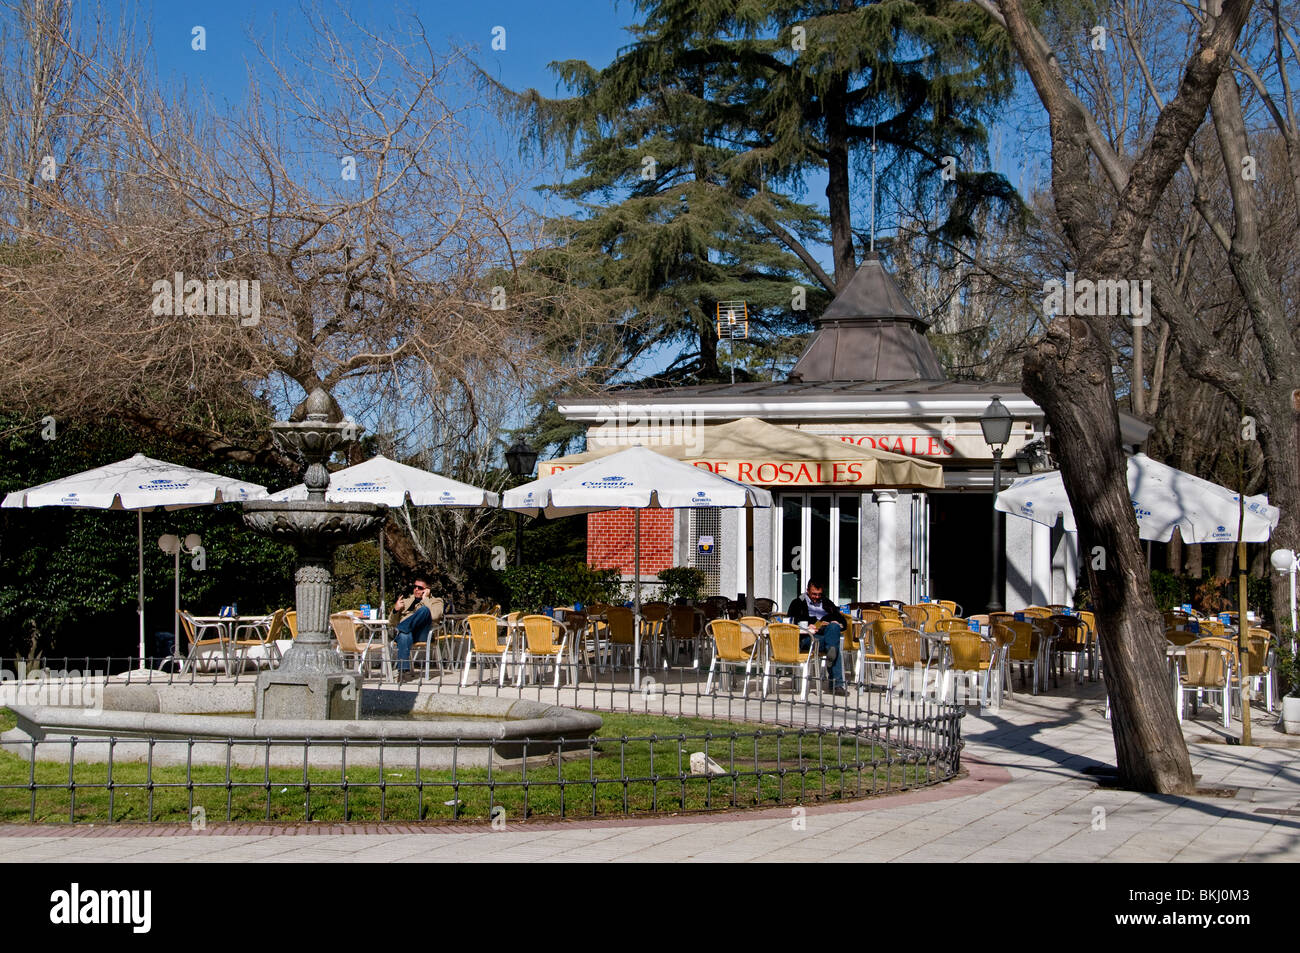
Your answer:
[980,0,1251,793]
[0,5,610,469]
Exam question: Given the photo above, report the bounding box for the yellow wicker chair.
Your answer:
[705,619,759,696]
[762,622,814,699]
[1178,643,1233,728]
[460,613,511,686]
[516,614,570,687]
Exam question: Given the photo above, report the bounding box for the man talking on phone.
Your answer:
[390,576,444,683]
[785,580,848,695]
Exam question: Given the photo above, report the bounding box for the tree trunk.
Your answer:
[698,300,720,380]
[823,75,855,289]
[1166,528,1182,573]
[1215,543,1235,579]
[1184,542,1203,579]
[1258,388,1300,631]
[1024,318,1196,794]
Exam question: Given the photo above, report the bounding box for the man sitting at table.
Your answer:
[785,580,848,695]
[390,576,444,681]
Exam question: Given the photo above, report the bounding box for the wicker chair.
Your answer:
[460,613,511,686]
[1178,643,1233,728]
[762,622,814,699]
[705,619,759,696]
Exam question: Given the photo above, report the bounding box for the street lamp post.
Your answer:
[1271,548,1298,639]
[504,439,538,567]
[981,396,1014,613]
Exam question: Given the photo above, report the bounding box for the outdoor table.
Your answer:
[184,614,273,673]
[354,617,394,681]
[431,614,472,673]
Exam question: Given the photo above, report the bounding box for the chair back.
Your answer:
[988,611,1014,630]
[1052,615,1085,648]
[1004,620,1037,661]
[1244,630,1273,674]
[521,614,562,652]
[178,611,200,647]
[1022,606,1053,619]
[753,598,778,618]
[707,619,752,662]
[670,606,700,638]
[1166,629,1197,647]
[1193,635,1239,665]
[871,618,904,654]
[285,610,298,638]
[884,628,924,667]
[1076,610,1097,642]
[1181,644,1229,687]
[935,618,970,635]
[967,613,990,627]
[936,600,962,618]
[605,606,636,645]
[877,605,902,622]
[1198,619,1228,638]
[466,614,504,651]
[330,612,360,652]
[737,616,768,636]
[766,623,807,664]
[903,603,943,631]
[641,601,671,621]
[843,619,863,651]
[859,609,883,627]
[262,608,287,642]
[948,631,987,671]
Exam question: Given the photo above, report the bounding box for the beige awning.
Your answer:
[540,417,944,489]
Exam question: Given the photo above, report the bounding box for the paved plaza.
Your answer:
[2,679,1297,863]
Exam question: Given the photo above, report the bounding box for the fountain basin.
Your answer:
[2,685,602,768]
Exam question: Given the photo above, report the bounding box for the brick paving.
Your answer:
[2,680,1297,861]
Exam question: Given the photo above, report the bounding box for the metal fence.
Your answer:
[0,656,964,826]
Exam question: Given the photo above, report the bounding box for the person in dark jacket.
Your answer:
[785,580,848,694]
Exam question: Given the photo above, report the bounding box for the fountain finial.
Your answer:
[304,388,334,422]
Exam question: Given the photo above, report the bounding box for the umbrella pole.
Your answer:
[379,529,386,617]
[138,511,146,669]
[173,548,181,670]
[633,509,642,689]
[745,507,755,615]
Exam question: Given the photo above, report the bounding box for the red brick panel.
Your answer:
[588,509,674,575]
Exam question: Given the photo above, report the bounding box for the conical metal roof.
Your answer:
[790,252,946,382]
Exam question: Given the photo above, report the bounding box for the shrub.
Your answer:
[657,566,707,604]
[497,559,621,612]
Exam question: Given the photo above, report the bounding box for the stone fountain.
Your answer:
[240,388,387,720]
[0,387,604,767]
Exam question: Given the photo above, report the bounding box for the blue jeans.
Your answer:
[800,622,844,688]
[395,605,433,672]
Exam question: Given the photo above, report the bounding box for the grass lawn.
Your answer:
[0,707,934,825]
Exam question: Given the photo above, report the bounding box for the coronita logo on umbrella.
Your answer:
[582,475,634,488]
[137,479,191,491]
[337,482,384,493]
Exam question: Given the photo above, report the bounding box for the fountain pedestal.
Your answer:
[241,389,387,720]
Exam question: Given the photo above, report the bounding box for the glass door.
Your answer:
[776,493,862,609]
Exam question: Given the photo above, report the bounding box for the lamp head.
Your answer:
[157,534,180,555]
[504,439,538,479]
[980,396,1014,449]
[183,533,202,551]
[1270,548,1296,574]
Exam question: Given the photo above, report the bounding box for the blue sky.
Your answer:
[143,1,639,109]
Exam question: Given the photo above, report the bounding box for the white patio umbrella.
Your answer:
[502,446,773,686]
[2,454,269,666]
[270,454,499,614]
[994,453,1281,543]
